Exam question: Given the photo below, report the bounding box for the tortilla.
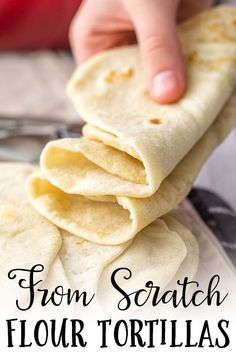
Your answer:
[39,6,236,198]
[32,257,74,317]
[162,214,199,287]
[59,229,130,293]
[26,91,236,244]
[53,215,190,315]
[97,214,197,313]
[0,163,62,314]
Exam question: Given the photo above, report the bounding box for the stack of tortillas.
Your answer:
[1,6,236,314]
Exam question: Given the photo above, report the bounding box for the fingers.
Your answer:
[124,0,185,103]
[70,28,136,64]
[69,1,98,63]
[69,0,134,64]
[70,0,186,103]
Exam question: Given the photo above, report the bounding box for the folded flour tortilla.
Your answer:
[59,229,130,293]
[49,213,195,317]
[26,91,236,244]
[162,214,199,288]
[97,214,198,312]
[0,164,62,313]
[58,214,196,300]
[26,6,236,245]
[39,6,236,198]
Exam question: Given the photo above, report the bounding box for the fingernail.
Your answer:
[152,70,180,102]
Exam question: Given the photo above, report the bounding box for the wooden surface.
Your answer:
[0,51,235,209]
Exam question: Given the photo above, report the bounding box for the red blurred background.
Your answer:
[0,0,82,50]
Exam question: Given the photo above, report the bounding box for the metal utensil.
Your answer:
[0,115,82,162]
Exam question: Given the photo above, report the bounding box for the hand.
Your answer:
[69,0,212,103]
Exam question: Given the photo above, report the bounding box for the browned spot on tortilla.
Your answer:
[148,118,163,125]
[76,239,85,244]
[207,23,227,35]
[186,52,236,69]
[104,68,134,83]
[187,51,199,64]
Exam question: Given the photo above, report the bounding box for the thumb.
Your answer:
[124,0,185,103]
